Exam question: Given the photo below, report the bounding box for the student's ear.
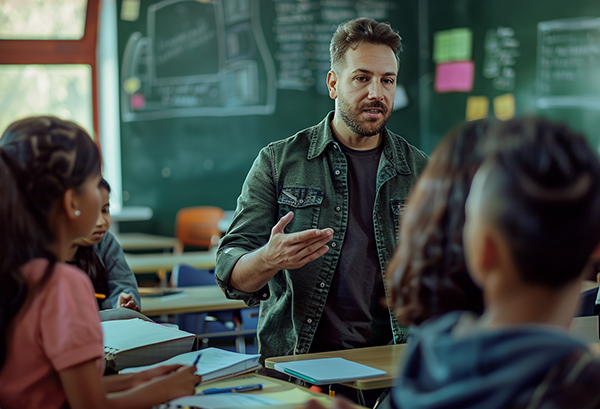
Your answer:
[468,230,501,286]
[62,188,80,220]
[327,70,338,100]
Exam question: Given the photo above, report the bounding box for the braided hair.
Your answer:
[0,116,101,370]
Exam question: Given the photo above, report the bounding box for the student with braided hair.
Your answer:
[0,116,199,409]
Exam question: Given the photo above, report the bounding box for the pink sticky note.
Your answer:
[435,61,474,93]
[130,93,146,110]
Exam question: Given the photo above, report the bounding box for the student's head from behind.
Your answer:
[388,119,494,325]
[328,18,401,138]
[74,178,111,247]
[464,117,600,291]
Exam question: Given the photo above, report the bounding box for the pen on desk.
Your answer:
[199,383,263,395]
[94,293,106,299]
[192,352,202,366]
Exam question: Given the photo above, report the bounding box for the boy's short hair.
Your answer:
[329,17,402,73]
[478,117,600,287]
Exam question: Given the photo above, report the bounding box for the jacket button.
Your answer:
[307,318,313,324]
[335,206,341,212]
[331,242,337,248]
[320,282,325,288]
[262,293,268,298]
[334,170,341,175]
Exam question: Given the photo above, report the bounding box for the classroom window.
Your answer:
[0,65,93,138]
[0,0,87,40]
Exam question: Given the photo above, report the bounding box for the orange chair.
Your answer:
[174,206,225,254]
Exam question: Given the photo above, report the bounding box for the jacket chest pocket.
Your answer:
[390,199,407,243]
[277,187,324,230]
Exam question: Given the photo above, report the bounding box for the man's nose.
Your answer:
[367,81,384,101]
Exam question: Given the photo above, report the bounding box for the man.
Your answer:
[215,18,428,361]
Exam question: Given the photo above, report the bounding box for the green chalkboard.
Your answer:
[422,0,600,154]
[116,0,421,236]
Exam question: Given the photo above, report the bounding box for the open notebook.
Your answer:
[102,318,196,371]
[122,347,261,383]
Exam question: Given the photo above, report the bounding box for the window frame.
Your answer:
[0,0,101,149]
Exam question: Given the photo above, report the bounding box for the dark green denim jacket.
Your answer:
[215,112,428,360]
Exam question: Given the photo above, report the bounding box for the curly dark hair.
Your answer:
[388,119,496,325]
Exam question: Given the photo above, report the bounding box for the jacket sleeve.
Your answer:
[215,145,279,306]
[95,232,141,309]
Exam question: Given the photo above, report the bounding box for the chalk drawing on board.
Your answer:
[483,27,520,91]
[537,18,600,109]
[120,0,276,122]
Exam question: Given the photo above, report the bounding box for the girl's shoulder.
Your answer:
[21,258,92,289]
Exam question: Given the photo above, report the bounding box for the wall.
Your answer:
[116,0,420,235]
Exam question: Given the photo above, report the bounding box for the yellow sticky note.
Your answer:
[123,77,142,94]
[466,96,489,121]
[494,93,515,120]
[121,0,140,22]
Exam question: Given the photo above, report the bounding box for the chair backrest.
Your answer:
[240,306,259,330]
[576,287,599,317]
[171,263,217,287]
[175,206,225,251]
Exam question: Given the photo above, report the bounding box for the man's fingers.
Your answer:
[272,211,294,235]
[288,227,334,244]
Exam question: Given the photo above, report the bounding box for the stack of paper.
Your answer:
[122,347,261,382]
[102,318,195,371]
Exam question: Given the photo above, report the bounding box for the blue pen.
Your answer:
[200,383,263,395]
[192,352,202,366]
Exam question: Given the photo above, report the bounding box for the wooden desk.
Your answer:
[570,315,600,345]
[265,344,406,390]
[140,285,245,316]
[167,373,363,408]
[114,232,178,252]
[125,250,216,274]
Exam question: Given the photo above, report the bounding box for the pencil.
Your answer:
[94,293,106,299]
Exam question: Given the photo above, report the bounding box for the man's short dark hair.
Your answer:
[329,17,402,73]
[480,117,600,287]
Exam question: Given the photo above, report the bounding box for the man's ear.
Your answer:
[327,70,338,100]
[62,188,79,220]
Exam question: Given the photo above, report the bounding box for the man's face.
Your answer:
[330,43,398,138]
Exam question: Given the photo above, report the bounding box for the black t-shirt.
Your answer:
[310,141,392,352]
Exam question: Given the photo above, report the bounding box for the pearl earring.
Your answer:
[75,210,81,216]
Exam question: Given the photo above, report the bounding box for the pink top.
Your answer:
[0,259,104,409]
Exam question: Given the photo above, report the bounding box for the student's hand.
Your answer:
[302,397,358,409]
[133,364,187,387]
[148,364,200,401]
[118,292,141,312]
[263,211,334,271]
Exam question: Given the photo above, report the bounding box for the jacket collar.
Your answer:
[307,111,412,176]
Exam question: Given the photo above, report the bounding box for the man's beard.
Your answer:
[338,99,391,137]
